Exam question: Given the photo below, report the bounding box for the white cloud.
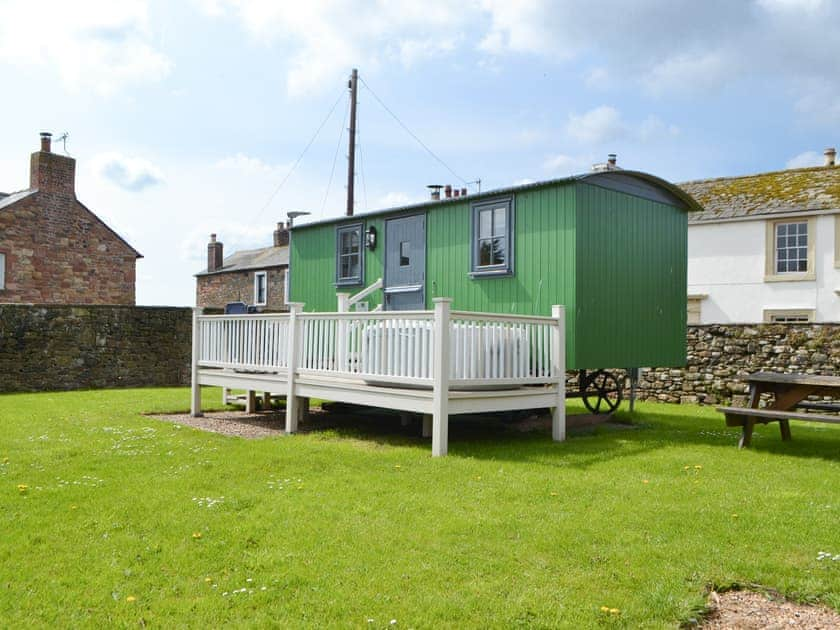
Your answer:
[542,154,591,174]
[565,106,625,145]
[785,151,824,169]
[93,153,164,191]
[215,153,287,174]
[564,106,679,146]
[195,1,470,96]
[0,0,171,95]
[378,191,424,208]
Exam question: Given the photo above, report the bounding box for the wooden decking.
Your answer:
[192,299,567,456]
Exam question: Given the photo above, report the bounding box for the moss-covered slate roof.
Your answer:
[679,165,840,224]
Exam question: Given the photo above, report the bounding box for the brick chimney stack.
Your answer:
[273,221,290,247]
[30,131,76,195]
[207,234,224,272]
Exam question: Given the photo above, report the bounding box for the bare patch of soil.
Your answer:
[700,589,840,629]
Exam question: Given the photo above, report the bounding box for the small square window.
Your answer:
[399,241,410,266]
[471,197,513,277]
[336,223,364,285]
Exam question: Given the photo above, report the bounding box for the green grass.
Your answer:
[1,388,838,628]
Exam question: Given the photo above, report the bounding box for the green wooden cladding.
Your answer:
[290,178,689,369]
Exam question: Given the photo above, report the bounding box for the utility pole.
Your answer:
[346,68,358,217]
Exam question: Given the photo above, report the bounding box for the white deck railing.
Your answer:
[195,305,561,387]
[191,298,566,456]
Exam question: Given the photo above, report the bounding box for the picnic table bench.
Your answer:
[717,372,840,448]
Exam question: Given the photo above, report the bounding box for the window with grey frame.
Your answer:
[336,223,364,285]
[471,197,513,276]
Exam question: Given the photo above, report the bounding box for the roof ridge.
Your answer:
[680,165,837,186]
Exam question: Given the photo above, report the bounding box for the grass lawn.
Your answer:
[1,388,838,628]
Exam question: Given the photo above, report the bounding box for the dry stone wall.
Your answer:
[634,323,840,405]
[0,305,192,393]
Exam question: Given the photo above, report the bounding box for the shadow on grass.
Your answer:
[301,401,840,467]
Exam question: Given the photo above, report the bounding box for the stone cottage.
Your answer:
[195,223,289,311]
[681,147,840,324]
[0,133,142,304]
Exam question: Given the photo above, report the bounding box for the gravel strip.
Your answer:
[149,411,287,439]
[701,590,840,629]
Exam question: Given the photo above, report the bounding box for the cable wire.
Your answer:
[359,76,468,185]
[253,89,345,221]
[320,96,350,215]
[357,105,369,213]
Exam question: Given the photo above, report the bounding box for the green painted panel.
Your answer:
[290,217,385,312]
[574,183,687,369]
[426,185,578,367]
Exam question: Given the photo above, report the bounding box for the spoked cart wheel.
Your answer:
[580,369,623,415]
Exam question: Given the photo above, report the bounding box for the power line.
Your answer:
[254,89,345,221]
[359,76,468,186]
[320,96,350,216]
[357,121,369,214]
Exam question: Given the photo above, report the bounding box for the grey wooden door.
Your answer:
[384,214,425,310]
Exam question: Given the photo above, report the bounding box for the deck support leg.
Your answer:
[422,414,432,438]
[190,308,203,417]
[779,419,792,441]
[551,305,566,442]
[739,418,756,449]
[222,388,230,405]
[263,391,272,411]
[245,390,257,414]
[431,298,452,457]
[285,303,304,434]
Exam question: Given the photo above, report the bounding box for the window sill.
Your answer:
[469,269,513,279]
[763,272,816,283]
[335,280,363,288]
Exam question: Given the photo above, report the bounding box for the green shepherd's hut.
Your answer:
[289,168,701,396]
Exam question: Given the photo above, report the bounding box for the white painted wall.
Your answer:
[687,214,840,323]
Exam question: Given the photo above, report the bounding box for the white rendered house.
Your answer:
[681,149,840,324]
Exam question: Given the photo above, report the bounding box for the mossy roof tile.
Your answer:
[679,166,840,224]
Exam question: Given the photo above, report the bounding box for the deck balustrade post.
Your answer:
[190,308,203,417]
[337,293,350,371]
[551,305,566,441]
[285,303,304,434]
[432,298,452,456]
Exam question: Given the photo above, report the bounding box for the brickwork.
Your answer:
[0,141,139,305]
[0,304,192,393]
[196,267,287,311]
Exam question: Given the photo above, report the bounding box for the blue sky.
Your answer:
[1,0,838,305]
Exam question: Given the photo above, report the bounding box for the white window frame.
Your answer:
[763,309,814,323]
[254,271,267,306]
[283,268,290,306]
[0,252,5,290]
[764,217,815,282]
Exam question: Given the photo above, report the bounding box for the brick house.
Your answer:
[0,133,142,304]
[195,223,289,311]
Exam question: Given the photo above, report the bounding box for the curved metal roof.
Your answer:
[293,169,703,230]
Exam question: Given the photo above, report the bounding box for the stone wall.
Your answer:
[0,305,192,393]
[196,267,287,311]
[634,323,840,405]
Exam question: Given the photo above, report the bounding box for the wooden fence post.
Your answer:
[551,305,566,442]
[190,308,203,417]
[285,303,304,434]
[432,298,452,456]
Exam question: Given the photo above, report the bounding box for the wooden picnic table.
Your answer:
[717,372,840,448]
